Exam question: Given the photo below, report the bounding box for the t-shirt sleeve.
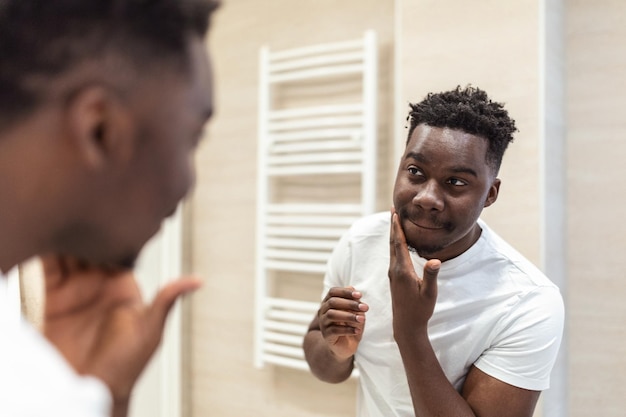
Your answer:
[321,230,353,299]
[474,285,565,390]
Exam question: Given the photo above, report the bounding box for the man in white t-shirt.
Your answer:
[0,1,219,416]
[303,86,564,417]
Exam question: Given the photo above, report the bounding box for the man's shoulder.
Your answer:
[335,212,390,257]
[0,306,113,416]
[348,211,389,235]
[477,219,558,290]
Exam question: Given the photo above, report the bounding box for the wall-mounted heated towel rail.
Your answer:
[255,31,378,371]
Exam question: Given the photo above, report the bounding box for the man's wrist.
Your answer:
[111,397,130,417]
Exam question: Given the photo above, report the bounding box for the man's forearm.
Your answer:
[396,330,476,417]
[303,330,354,383]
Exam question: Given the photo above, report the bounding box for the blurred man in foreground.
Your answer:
[0,1,219,416]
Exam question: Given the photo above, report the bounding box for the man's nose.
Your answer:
[412,180,444,211]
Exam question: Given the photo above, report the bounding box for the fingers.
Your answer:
[146,276,203,333]
[319,287,368,336]
[42,255,112,317]
[389,208,398,264]
[322,286,363,303]
[389,209,413,278]
[41,254,81,289]
[389,208,440,300]
[320,311,366,336]
[41,254,64,289]
[41,254,131,291]
[422,259,441,299]
[321,287,368,315]
[40,254,84,279]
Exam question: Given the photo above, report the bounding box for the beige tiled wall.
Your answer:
[567,1,626,416]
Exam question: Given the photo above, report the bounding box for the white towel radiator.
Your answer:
[255,31,378,371]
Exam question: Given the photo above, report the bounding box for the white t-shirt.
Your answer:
[0,272,112,416]
[323,212,564,417]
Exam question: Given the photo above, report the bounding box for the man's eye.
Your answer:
[408,166,421,175]
[448,178,467,186]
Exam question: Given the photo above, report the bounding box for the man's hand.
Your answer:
[41,254,201,417]
[388,209,441,339]
[317,286,369,360]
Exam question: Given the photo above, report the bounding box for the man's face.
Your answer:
[392,124,499,262]
[91,37,214,268]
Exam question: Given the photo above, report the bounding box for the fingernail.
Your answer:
[428,261,441,271]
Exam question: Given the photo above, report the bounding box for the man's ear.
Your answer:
[64,86,135,170]
[483,178,500,208]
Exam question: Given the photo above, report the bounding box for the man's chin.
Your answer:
[96,253,137,273]
[116,254,137,270]
[406,242,444,259]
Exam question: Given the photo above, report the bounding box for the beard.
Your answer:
[398,206,452,259]
[102,252,138,271]
[53,224,139,272]
[407,241,446,259]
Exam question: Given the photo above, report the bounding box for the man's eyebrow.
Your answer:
[449,166,478,177]
[404,151,428,164]
[404,152,478,177]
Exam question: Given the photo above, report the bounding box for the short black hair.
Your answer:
[407,85,517,173]
[0,0,219,130]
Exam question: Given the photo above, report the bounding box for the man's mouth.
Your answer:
[397,207,449,232]
[407,219,445,231]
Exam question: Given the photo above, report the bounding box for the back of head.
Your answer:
[0,0,219,132]
[407,85,517,174]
